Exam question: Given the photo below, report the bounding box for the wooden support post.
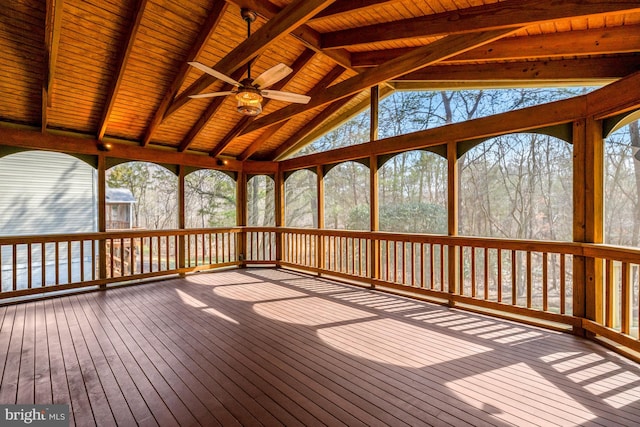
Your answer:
[369,86,380,287]
[317,165,324,272]
[370,85,379,142]
[370,154,380,287]
[237,171,247,267]
[98,154,107,287]
[573,118,604,335]
[275,166,285,265]
[447,141,459,303]
[178,165,186,273]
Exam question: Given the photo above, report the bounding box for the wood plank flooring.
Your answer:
[1,268,639,426]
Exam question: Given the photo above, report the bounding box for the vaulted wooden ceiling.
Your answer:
[2,0,640,162]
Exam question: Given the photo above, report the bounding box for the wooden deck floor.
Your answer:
[1,268,639,426]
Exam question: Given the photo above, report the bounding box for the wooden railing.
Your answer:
[0,228,241,298]
[271,228,639,354]
[1,226,638,355]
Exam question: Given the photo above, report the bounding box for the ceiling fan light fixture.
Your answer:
[236,87,263,116]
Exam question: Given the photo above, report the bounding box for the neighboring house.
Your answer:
[0,150,97,236]
[106,187,136,229]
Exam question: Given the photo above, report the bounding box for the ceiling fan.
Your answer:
[187,9,311,116]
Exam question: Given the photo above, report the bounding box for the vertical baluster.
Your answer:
[214,233,219,264]
[471,247,476,298]
[42,243,47,286]
[605,259,613,327]
[560,254,566,314]
[497,249,502,303]
[400,242,405,285]
[151,236,156,272]
[227,232,232,262]
[621,262,630,335]
[55,242,60,285]
[440,245,445,292]
[132,237,137,274]
[28,243,33,289]
[208,233,213,265]
[542,252,548,311]
[67,240,72,283]
[165,236,169,270]
[429,244,434,290]
[225,233,231,262]
[12,244,18,291]
[351,238,355,275]
[484,247,489,301]
[385,240,390,281]
[459,246,464,295]
[526,251,532,308]
[79,239,85,281]
[201,233,205,265]
[91,240,95,281]
[511,250,517,306]
[109,239,114,278]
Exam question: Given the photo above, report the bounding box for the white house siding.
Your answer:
[0,150,97,236]
[0,151,98,291]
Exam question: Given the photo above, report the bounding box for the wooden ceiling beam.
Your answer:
[279,70,640,172]
[237,63,347,160]
[268,95,358,161]
[141,0,228,146]
[351,25,640,67]
[321,0,640,50]
[166,0,337,119]
[42,0,63,132]
[270,84,396,161]
[177,67,248,153]
[209,49,316,157]
[392,56,640,89]
[241,28,519,137]
[97,0,148,141]
[226,0,353,70]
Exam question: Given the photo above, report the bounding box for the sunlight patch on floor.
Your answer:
[177,288,208,308]
[446,362,597,426]
[544,352,640,409]
[203,307,239,324]
[214,282,307,302]
[254,296,376,326]
[317,318,491,368]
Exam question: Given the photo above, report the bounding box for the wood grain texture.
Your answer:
[1,269,639,426]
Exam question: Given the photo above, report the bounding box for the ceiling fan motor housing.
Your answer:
[236,84,263,116]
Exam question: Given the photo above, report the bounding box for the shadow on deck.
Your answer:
[1,268,639,426]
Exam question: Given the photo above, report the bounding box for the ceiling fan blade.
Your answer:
[253,63,293,89]
[188,91,235,99]
[188,62,240,87]
[261,90,311,104]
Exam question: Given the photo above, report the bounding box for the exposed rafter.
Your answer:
[270,84,396,161]
[141,0,228,146]
[269,95,358,161]
[166,0,337,119]
[209,49,317,157]
[226,0,353,70]
[241,28,519,137]
[393,57,640,89]
[97,0,148,141]
[351,25,640,67]
[42,0,63,132]
[321,0,640,50]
